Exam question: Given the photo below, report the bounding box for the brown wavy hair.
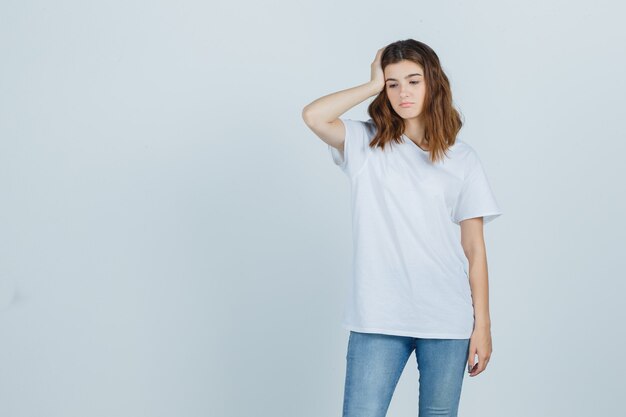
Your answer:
[367,39,464,164]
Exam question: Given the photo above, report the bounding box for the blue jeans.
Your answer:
[342,331,470,417]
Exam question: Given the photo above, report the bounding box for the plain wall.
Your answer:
[1,0,624,416]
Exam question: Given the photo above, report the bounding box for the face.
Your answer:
[384,60,426,120]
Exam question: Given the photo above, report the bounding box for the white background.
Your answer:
[1,0,624,416]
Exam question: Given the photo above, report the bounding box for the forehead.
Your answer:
[384,60,424,80]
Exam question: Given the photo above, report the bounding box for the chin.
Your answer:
[396,111,421,119]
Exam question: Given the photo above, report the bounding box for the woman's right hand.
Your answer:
[370,47,386,93]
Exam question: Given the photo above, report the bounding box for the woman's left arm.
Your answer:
[460,216,493,377]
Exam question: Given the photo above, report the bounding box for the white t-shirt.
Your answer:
[328,118,503,339]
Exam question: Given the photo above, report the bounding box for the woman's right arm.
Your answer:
[301,48,386,150]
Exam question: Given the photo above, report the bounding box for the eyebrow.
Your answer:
[385,73,423,82]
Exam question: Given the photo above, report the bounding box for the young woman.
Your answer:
[302,39,503,417]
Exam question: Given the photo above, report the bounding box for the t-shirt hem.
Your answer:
[341,322,471,339]
[453,210,503,225]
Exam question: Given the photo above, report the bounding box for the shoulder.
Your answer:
[443,139,482,177]
[447,139,478,162]
[362,118,378,135]
[342,118,377,137]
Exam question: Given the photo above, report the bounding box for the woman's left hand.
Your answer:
[467,324,492,377]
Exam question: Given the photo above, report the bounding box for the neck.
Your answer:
[403,118,428,149]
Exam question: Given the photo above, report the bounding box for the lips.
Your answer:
[400,102,413,107]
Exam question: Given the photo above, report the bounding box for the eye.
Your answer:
[388,81,420,88]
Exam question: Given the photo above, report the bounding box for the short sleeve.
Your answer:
[451,148,503,225]
[328,118,374,178]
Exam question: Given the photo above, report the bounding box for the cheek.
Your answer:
[416,88,426,101]
[386,89,400,100]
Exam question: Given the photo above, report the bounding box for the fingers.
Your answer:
[468,354,490,377]
[467,350,475,373]
[467,342,492,377]
[373,48,384,63]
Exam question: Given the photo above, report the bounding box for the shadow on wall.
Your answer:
[0,275,18,311]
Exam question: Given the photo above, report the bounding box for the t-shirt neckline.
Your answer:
[401,134,429,153]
